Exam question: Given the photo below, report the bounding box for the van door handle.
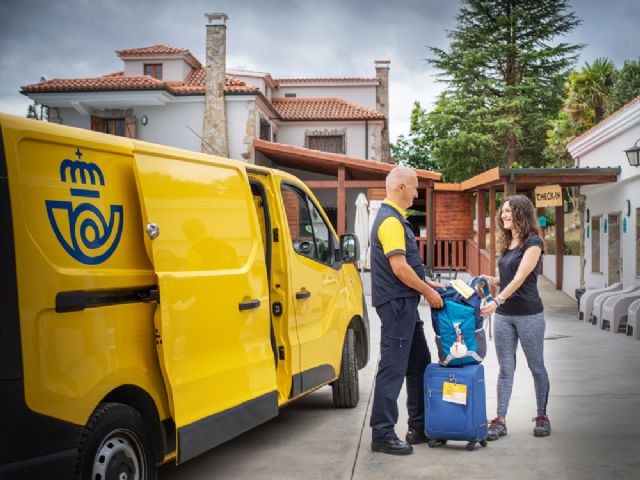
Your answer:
[296,290,311,300]
[239,299,261,311]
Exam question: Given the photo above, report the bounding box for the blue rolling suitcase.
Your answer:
[424,363,488,451]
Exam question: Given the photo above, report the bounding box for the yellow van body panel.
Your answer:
[274,171,363,399]
[132,149,276,431]
[0,113,366,473]
[1,115,171,425]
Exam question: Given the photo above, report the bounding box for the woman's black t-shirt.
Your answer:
[497,234,544,316]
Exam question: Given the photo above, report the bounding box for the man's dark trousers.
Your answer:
[370,295,431,442]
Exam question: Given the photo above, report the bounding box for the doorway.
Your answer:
[608,212,621,284]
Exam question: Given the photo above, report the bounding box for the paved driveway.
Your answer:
[160,276,640,480]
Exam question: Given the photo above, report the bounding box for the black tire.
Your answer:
[74,402,156,480]
[332,328,359,408]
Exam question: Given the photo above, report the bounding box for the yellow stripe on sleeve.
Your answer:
[378,217,406,256]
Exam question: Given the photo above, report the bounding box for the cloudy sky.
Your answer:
[1,0,638,142]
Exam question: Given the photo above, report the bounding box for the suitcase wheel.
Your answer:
[428,439,447,448]
[465,441,476,451]
[480,440,488,447]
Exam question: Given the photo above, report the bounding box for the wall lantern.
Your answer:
[624,139,640,166]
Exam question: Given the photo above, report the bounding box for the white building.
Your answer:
[568,95,640,290]
[21,14,390,165]
[20,13,417,236]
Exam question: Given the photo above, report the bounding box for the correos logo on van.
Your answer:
[45,148,124,265]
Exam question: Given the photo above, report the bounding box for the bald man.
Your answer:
[369,166,444,455]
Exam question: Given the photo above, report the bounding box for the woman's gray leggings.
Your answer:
[494,312,549,418]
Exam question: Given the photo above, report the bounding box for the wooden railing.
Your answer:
[414,238,493,278]
[466,239,491,277]
[434,239,467,271]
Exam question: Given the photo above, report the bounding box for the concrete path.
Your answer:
[160,276,640,480]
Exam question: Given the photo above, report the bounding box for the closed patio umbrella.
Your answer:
[354,193,369,270]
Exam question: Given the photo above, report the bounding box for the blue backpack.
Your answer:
[431,277,491,367]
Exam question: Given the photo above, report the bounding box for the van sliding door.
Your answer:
[132,151,277,463]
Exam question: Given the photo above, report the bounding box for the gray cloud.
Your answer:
[1,0,638,142]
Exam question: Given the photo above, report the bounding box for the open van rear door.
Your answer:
[132,149,278,463]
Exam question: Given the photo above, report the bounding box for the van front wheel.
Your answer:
[332,328,359,408]
[75,402,156,480]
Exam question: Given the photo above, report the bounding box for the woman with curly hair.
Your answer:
[479,195,550,440]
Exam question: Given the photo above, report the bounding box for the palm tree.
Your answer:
[571,58,616,124]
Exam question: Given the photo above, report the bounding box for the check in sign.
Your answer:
[534,184,563,208]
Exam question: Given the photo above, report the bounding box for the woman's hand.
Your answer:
[480,299,498,317]
[479,275,498,287]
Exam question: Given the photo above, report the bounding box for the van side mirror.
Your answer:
[339,234,359,264]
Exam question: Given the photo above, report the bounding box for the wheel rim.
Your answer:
[92,428,146,480]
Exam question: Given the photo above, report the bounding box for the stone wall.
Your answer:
[375,60,390,163]
[202,13,229,157]
[242,100,257,162]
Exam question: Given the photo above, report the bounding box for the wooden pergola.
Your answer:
[254,139,441,236]
[254,139,621,291]
[440,166,621,290]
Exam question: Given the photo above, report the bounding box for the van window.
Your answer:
[281,184,332,264]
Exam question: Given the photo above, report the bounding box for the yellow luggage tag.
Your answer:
[442,381,467,405]
[450,279,474,299]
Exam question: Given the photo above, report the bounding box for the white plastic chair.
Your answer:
[600,289,640,333]
[626,299,640,340]
[592,285,639,327]
[579,283,621,322]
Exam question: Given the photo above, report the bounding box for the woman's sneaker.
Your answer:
[533,415,551,437]
[487,418,507,441]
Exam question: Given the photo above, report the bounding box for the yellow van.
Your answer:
[0,113,369,479]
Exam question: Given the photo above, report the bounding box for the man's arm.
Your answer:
[389,254,443,309]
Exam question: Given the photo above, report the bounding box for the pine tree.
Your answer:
[426,0,582,180]
[609,59,640,114]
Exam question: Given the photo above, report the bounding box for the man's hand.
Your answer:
[424,287,444,309]
[427,279,446,289]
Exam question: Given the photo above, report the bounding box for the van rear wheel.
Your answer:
[75,402,156,480]
[332,328,359,408]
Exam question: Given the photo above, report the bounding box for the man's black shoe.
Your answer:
[371,438,413,455]
[405,427,430,445]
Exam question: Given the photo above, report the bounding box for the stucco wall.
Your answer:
[123,58,191,81]
[57,101,205,152]
[130,101,205,152]
[57,108,90,129]
[276,121,383,159]
[226,97,255,161]
[542,255,581,299]
[577,124,640,289]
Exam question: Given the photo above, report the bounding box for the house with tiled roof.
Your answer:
[567,95,640,292]
[21,14,390,165]
[20,13,405,235]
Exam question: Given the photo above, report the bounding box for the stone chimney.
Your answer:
[202,13,229,157]
[375,60,391,163]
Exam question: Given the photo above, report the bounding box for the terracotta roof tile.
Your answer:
[21,69,259,95]
[115,44,202,69]
[116,44,189,57]
[271,98,385,121]
[568,95,640,148]
[276,77,378,83]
